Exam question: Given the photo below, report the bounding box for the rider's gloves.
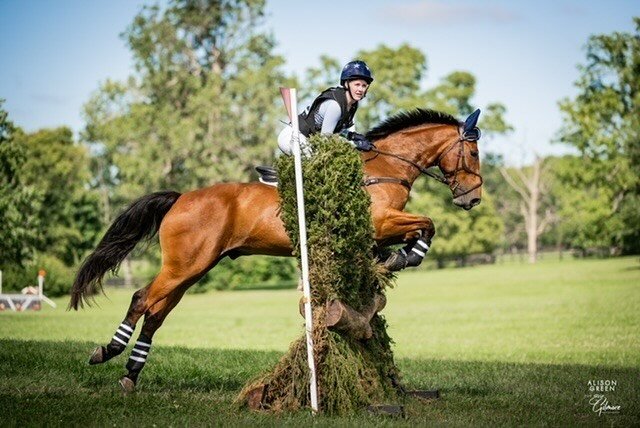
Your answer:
[345,131,375,151]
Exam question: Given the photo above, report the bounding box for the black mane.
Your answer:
[366,108,460,141]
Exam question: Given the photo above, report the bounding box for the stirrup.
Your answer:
[255,165,278,187]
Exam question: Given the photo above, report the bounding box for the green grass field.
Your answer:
[1,256,639,425]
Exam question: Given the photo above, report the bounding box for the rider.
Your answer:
[277,60,375,156]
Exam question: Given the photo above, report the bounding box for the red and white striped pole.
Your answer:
[38,269,56,308]
[38,269,46,299]
[280,87,319,414]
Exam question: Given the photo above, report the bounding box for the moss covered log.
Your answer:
[237,135,400,415]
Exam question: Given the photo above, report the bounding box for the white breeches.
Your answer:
[277,125,310,156]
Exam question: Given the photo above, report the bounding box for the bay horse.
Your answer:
[69,108,483,391]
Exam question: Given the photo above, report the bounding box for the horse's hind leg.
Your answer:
[118,286,190,392]
[88,268,188,366]
[90,266,203,366]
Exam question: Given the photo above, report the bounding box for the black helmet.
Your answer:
[340,60,373,86]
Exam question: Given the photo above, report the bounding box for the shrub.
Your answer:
[0,254,74,297]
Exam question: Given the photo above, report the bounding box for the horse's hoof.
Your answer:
[119,376,136,394]
[384,252,407,271]
[88,346,105,365]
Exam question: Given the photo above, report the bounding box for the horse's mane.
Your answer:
[366,108,460,141]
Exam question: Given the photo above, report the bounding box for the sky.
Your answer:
[0,0,638,165]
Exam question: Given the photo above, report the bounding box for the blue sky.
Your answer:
[1,0,638,164]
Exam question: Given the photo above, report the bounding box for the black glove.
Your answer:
[348,132,374,151]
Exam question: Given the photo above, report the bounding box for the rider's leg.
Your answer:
[277,125,310,156]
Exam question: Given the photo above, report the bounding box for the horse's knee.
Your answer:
[132,288,147,306]
[424,219,436,243]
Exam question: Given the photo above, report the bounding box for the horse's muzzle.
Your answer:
[453,195,481,210]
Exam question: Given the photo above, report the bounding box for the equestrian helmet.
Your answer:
[340,60,373,85]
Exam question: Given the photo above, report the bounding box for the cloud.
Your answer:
[378,1,521,26]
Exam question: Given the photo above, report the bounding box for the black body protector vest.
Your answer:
[298,87,358,137]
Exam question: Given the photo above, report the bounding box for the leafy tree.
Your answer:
[556,17,640,254]
[356,44,428,130]
[302,44,429,131]
[543,155,625,256]
[14,128,103,266]
[408,181,503,267]
[0,102,42,266]
[84,0,293,202]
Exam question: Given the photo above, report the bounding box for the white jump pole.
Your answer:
[280,87,319,414]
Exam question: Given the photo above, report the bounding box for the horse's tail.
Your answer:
[68,190,182,310]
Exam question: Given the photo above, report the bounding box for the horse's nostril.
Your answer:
[470,198,481,206]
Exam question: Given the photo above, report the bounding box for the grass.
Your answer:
[1,256,639,425]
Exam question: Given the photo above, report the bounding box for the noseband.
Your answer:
[364,127,483,198]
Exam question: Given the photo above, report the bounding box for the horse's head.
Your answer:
[435,109,483,210]
[365,108,483,210]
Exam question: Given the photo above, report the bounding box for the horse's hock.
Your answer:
[237,135,400,414]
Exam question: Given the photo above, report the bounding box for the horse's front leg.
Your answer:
[374,208,435,244]
[373,208,435,271]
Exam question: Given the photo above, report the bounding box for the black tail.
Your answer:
[69,191,181,310]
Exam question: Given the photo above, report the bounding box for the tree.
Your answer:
[480,154,526,253]
[543,155,625,256]
[407,182,503,267]
[302,44,430,131]
[500,156,555,263]
[0,101,42,266]
[13,128,103,266]
[83,0,294,200]
[556,17,640,254]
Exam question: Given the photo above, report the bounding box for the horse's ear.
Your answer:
[464,109,481,132]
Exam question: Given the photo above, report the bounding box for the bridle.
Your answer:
[363,127,483,198]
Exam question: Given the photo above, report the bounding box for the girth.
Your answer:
[257,165,411,191]
[363,176,411,191]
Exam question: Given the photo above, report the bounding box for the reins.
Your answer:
[363,128,483,197]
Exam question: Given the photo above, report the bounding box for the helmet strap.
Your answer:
[344,80,367,102]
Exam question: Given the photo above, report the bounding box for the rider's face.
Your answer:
[346,79,369,101]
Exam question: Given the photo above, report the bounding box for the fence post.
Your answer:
[279,87,319,414]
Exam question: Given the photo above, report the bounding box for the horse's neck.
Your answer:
[363,145,420,184]
[366,131,444,185]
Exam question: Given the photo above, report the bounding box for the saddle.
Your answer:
[255,165,278,186]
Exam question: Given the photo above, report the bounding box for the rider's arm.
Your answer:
[317,100,374,151]
[318,100,342,134]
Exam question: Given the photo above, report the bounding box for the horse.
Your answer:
[69,107,483,391]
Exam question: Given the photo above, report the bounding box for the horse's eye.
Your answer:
[470,150,479,158]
